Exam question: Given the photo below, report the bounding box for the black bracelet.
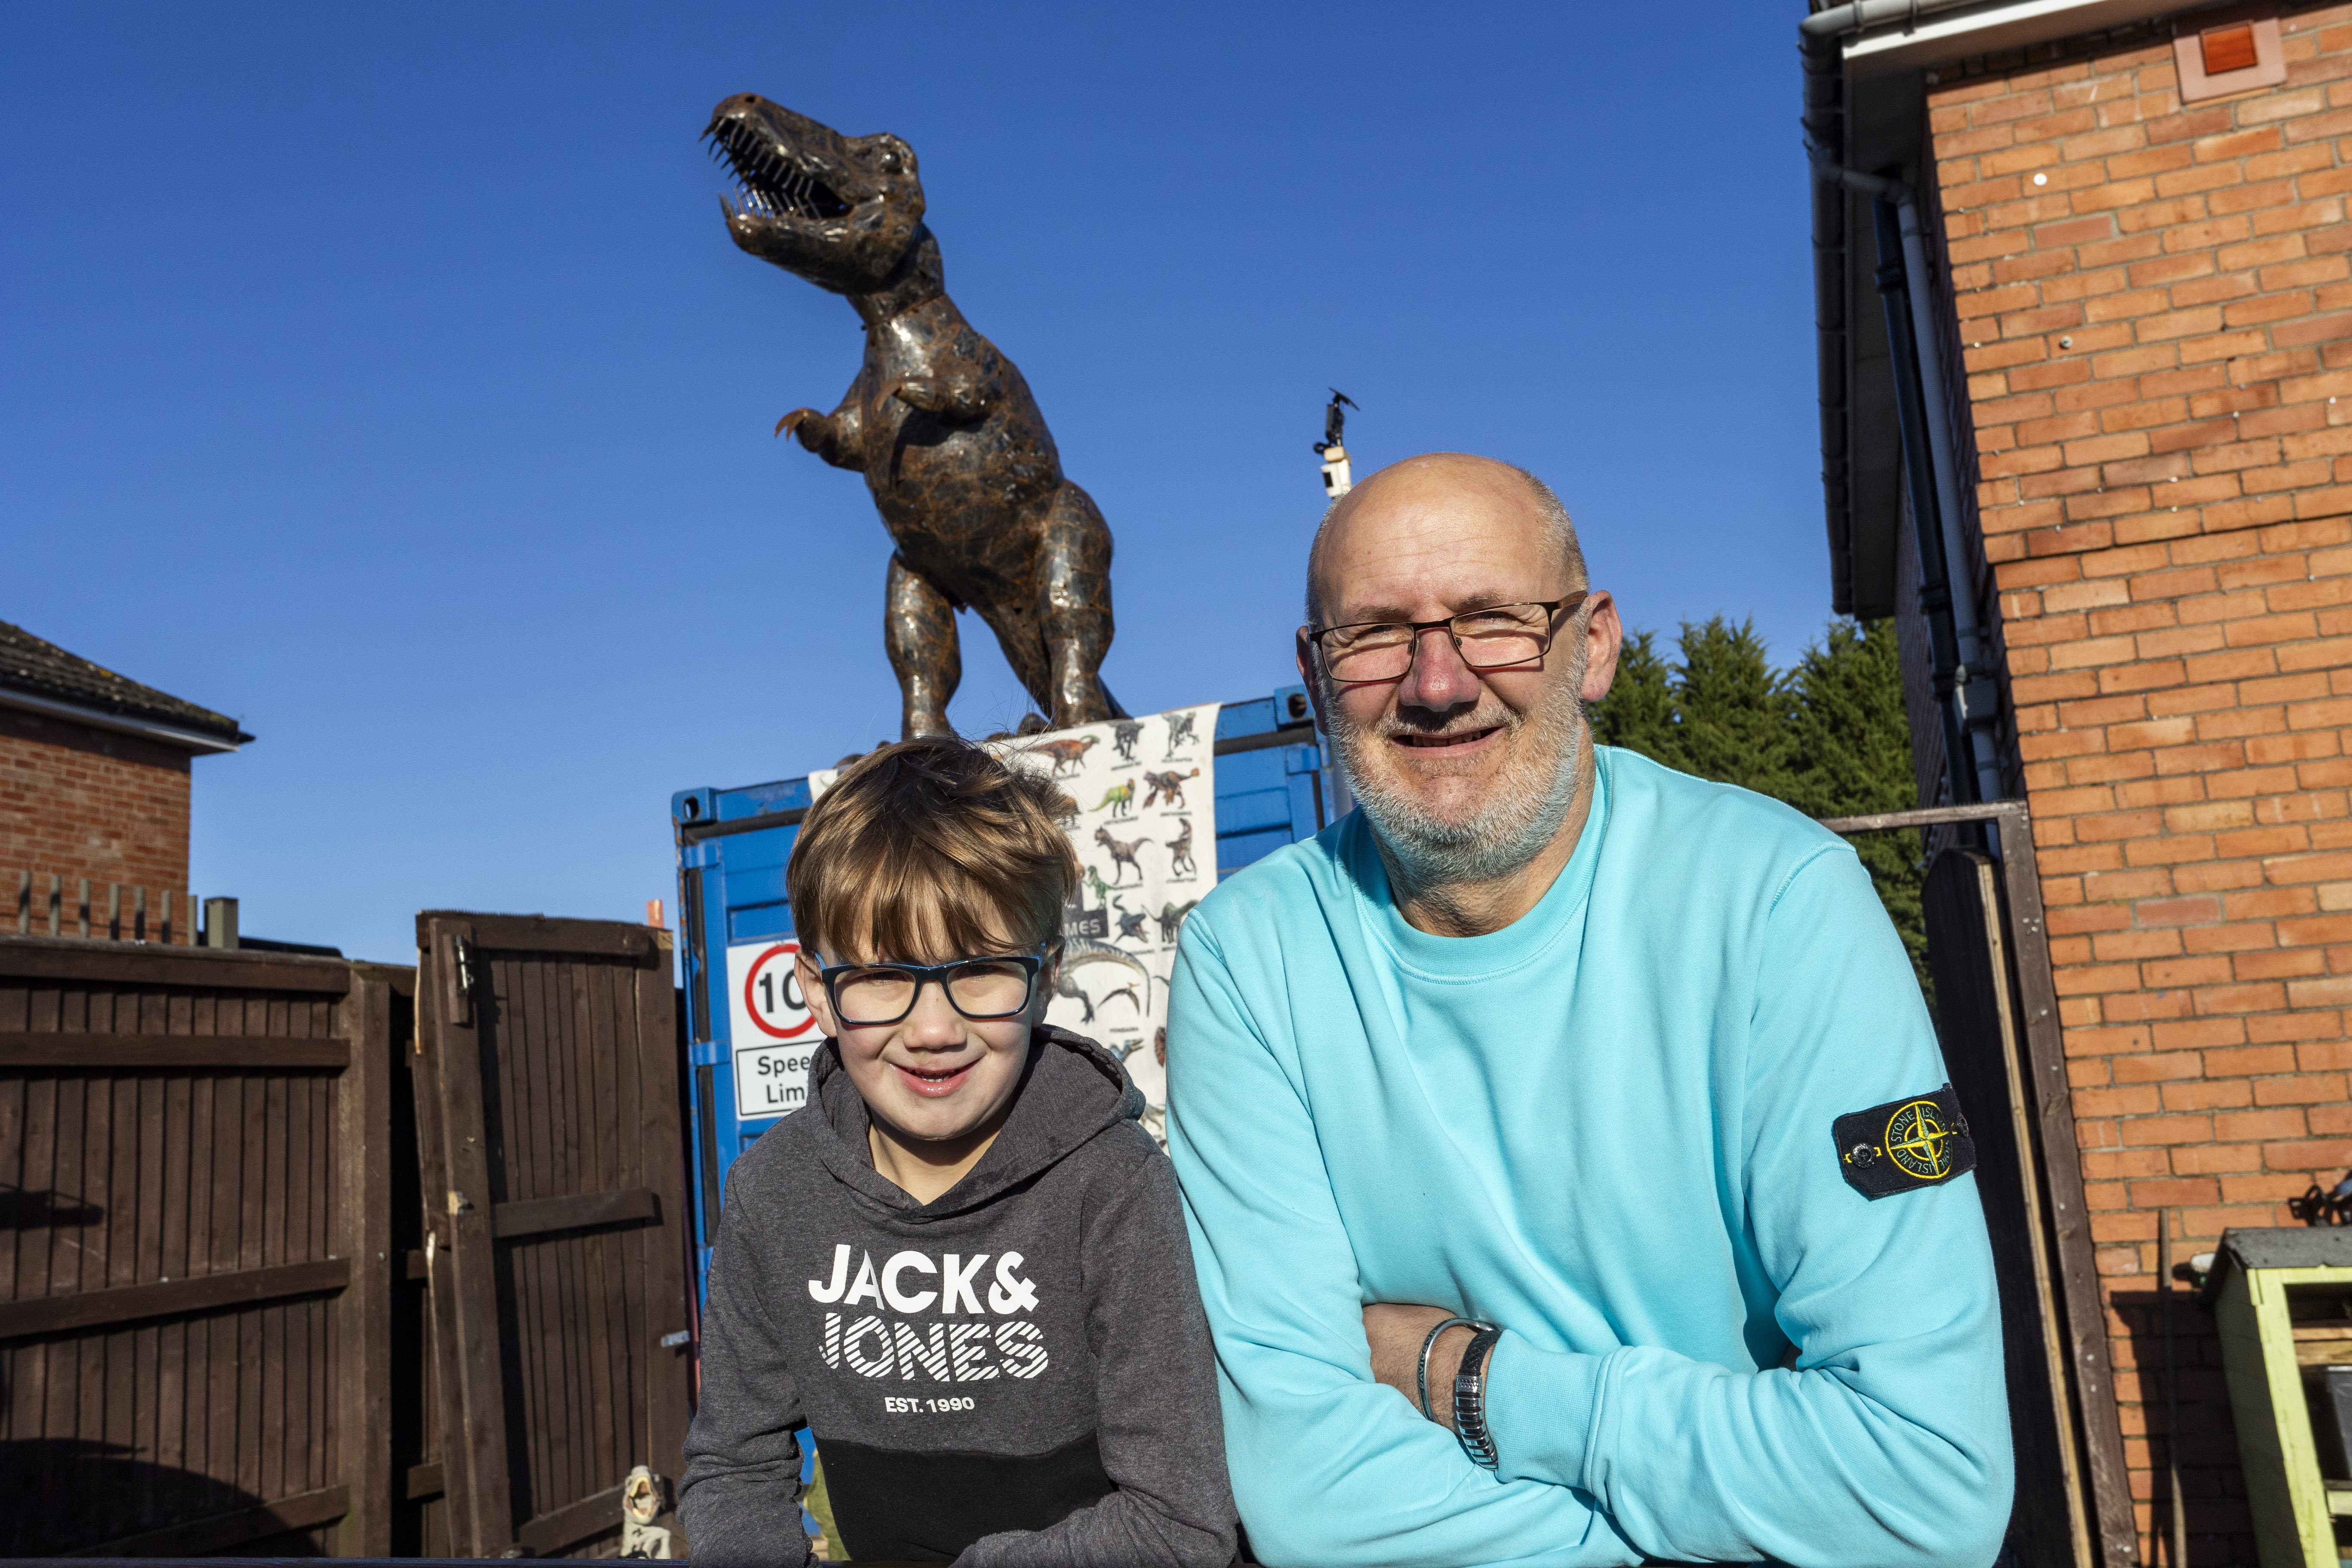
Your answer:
[1452,1325,1503,1471]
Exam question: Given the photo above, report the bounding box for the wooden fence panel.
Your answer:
[413,913,692,1560]
[0,937,401,1557]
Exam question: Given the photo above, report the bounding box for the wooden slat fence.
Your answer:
[0,936,398,1557]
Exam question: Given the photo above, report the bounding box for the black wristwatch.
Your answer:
[1452,1323,1502,1470]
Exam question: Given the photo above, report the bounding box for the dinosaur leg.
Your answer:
[885,554,961,739]
[970,599,1060,724]
[1036,481,1117,727]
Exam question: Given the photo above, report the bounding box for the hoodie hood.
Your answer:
[807,1025,1144,1219]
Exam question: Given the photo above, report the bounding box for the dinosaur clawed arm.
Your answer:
[775,393,867,471]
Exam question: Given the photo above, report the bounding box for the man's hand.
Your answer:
[1362,1304,1474,1430]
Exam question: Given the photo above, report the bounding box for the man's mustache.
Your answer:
[1370,707,1516,742]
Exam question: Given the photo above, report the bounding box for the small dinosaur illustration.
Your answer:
[1112,720,1145,762]
[1142,768,1197,809]
[1084,865,1114,908]
[1053,937,1148,1024]
[1155,898,1199,944]
[1164,817,1197,878]
[1026,735,1099,777]
[1093,780,1136,819]
[1095,827,1148,887]
[1111,896,1148,944]
[1099,983,1142,1014]
[1162,710,1197,758]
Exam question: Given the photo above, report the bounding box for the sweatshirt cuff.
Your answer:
[1485,1331,1609,1490]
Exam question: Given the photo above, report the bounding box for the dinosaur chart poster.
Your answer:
[990,703,1218,1144]
[802,704,1216,1142]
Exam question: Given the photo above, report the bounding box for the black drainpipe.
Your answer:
[1871,196,1978,805]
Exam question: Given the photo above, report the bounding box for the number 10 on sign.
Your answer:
[726,940,819,1121]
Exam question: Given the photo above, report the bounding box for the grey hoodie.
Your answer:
[680,1026,1236,1568]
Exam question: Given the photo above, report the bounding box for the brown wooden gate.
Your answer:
[0,936,398,1556]
[410,913,692,1559]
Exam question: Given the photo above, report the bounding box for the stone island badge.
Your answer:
[1834,1083,1976,1199]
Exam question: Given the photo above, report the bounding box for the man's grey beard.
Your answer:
[1322,658,1590,892]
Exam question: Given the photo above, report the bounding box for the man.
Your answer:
[1165,454,2010,1568]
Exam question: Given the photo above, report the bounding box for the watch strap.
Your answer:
[1452,1324,1503,1470]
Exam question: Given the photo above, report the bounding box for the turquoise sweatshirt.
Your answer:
[1166,747,2010,1568]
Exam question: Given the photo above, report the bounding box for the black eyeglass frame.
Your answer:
[814,949,1053,1027]
[1304,591,1593,682]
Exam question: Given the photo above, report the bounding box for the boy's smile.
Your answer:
[897,1057,980,1098]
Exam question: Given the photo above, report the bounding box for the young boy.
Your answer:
[679,738,1237,1568]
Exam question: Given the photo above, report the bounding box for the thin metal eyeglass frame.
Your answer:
[1305,591,1592,683]
[815,950,1050,1027]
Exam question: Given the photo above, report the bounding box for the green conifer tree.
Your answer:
[1781,619,1927,986]
[1589,628,1679,765]
[1658,617,1794,798]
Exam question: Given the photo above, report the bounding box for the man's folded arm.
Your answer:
[1481,848,2013,1568]
[1167,925,1637,1568]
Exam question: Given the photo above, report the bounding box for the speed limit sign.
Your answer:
[726,941,819,1120]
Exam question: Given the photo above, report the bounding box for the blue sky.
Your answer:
[4,3,1828,964]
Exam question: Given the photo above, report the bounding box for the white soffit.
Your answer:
[1839,0,2203,79]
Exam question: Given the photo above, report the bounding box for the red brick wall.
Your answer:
[1930,7,2352,1560]
[0,705,193,903]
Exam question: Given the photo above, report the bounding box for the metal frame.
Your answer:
[1818,800,2136,1568]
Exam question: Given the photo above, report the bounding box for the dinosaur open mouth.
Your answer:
[707,119,854,223]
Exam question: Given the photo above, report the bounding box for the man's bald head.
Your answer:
[1305,453,1586,626]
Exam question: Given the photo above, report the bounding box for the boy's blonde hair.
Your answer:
[787,737,1080,964]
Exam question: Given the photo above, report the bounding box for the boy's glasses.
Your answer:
[816,951,1049,1027]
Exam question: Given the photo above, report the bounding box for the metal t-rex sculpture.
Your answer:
[705,93,1121,738]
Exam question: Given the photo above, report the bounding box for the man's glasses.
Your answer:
[816,951,1049,1027]
[1304,592,1590,685]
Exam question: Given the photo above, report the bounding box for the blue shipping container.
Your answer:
[669,686,1338,1302]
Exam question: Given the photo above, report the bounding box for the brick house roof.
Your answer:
[0,619,251,746]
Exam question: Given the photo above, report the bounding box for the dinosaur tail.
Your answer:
[1061,937,1148,985]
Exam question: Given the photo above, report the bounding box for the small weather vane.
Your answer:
[1314,389,1359,499]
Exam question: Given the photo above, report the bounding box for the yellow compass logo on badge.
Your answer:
[1882,1099,1957,1181]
